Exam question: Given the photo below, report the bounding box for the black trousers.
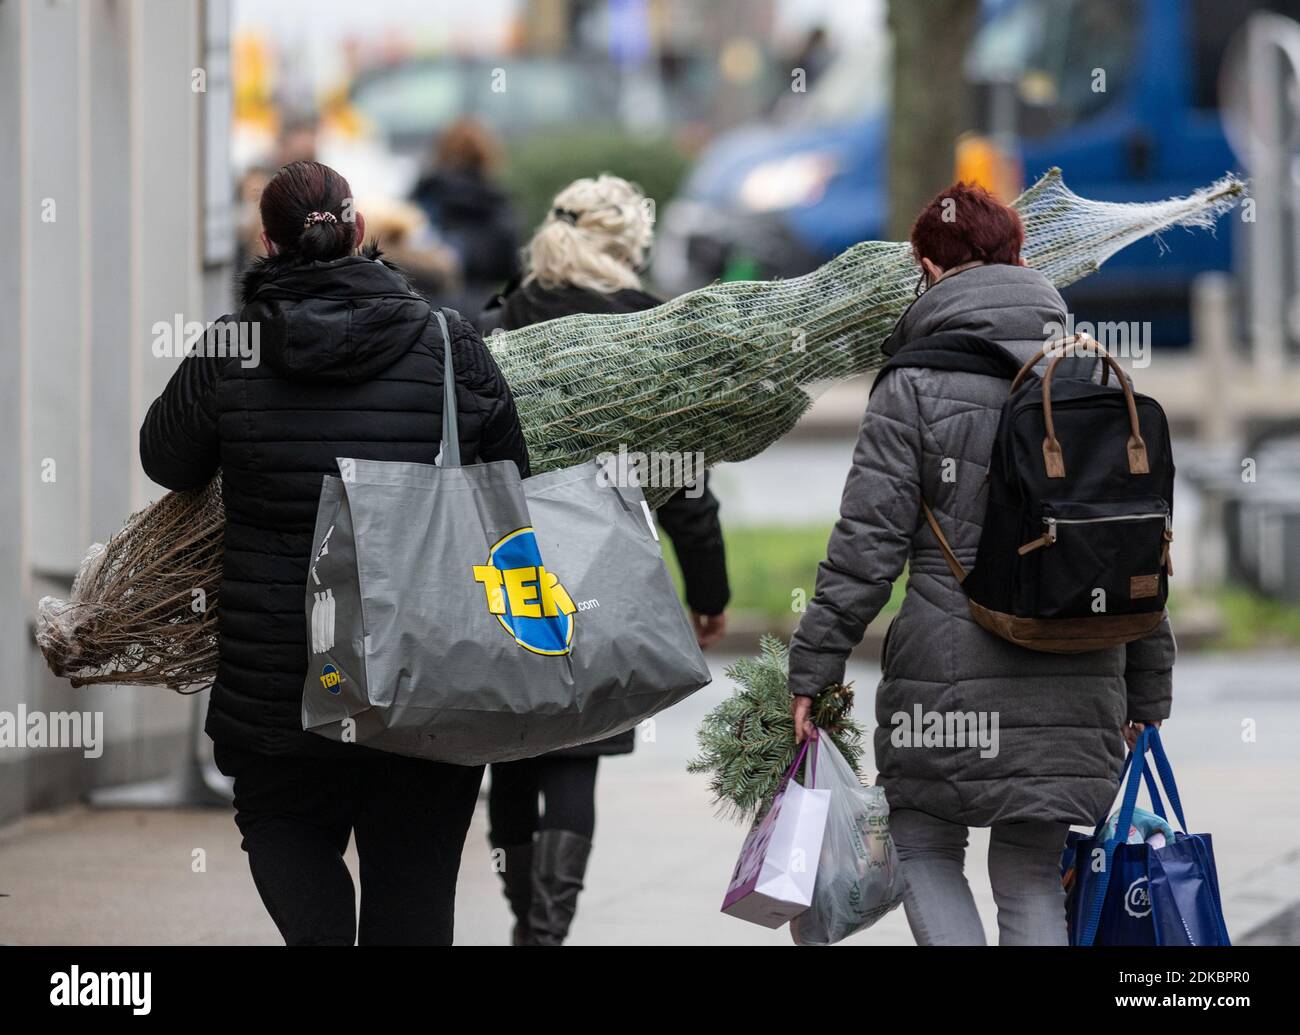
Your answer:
[218,745,484,946]
[487,755,599,844]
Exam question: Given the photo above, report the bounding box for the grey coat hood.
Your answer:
[883,262,1089,371]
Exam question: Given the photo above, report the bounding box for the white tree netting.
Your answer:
[36,168,1245,689]
[502,167,1245,502]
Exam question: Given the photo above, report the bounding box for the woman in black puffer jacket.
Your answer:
[479,174,730,946]
[139,160,530,946]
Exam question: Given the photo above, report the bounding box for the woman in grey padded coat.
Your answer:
[787,182,1175,945]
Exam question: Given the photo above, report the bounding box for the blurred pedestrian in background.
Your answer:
[483,174,730,946]
[274,114,320,169]
[234,164,275,273]
[360,194,462,300]
[232,117,320,278]
[791,26,831,89]
[411,117,520,316]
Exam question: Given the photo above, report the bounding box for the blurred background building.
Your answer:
[1,0,234,822]
[3,0,1300,849]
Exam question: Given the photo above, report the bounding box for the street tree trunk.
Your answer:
[887,0,981,239]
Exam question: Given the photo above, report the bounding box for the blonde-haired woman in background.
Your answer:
[479,175,730,945]
[519,173,653,294]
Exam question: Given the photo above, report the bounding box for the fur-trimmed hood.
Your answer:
[237,241,414,307]
[237,243,434,382]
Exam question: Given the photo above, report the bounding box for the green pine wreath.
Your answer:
[688,635,864,823]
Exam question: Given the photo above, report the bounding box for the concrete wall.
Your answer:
[0,0,230,825]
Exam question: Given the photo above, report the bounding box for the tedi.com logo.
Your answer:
[50,966,151,1015]
[472,527,598,656]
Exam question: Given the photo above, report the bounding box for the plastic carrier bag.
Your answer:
[1066,726,1229,946]
[300,310,710,764]
[791,734,904,945]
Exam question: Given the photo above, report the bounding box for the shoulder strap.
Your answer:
[435,308,461,468]
[922,500,967,583]
[875,333,1017,583]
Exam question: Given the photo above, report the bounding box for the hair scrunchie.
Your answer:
[303,210,338,228]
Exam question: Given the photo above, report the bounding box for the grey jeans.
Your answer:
[890,808,1069,946]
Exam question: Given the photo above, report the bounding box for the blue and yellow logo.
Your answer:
[472,527,575,656]
[319,663,343,693]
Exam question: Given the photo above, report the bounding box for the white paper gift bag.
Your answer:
[721,739,831,928]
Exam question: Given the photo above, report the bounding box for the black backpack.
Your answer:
[873,332,1174,654]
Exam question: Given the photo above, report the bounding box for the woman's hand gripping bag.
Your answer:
[790,734,904,945]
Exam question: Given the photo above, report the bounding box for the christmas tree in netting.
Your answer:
[498,167,1245,505]
[36,169,1245,689]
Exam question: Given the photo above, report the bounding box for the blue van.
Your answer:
[658,0,1287,345]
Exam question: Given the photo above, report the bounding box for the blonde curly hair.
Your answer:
[524,174,654,294]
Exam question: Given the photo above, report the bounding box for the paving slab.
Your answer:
[1,652,1296,946]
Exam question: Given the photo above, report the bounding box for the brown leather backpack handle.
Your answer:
[1040,341,1148,479]
[1009,351,1043,394]
[1009,334,1113,394]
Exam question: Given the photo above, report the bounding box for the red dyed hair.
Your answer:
[909,181,1024,270]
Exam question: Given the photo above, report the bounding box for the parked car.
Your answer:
[659,0,1296,345]
[344,53,699,231]
[348,55,625,156]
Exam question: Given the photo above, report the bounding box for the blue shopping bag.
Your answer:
[1067,727,1230,946]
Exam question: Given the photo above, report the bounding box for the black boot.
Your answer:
[495,842,534,946]
[526,829,592,946]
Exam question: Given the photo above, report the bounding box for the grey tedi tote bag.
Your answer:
[302,309,711,764]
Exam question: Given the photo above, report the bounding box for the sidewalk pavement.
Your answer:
[1,652,1297,946]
